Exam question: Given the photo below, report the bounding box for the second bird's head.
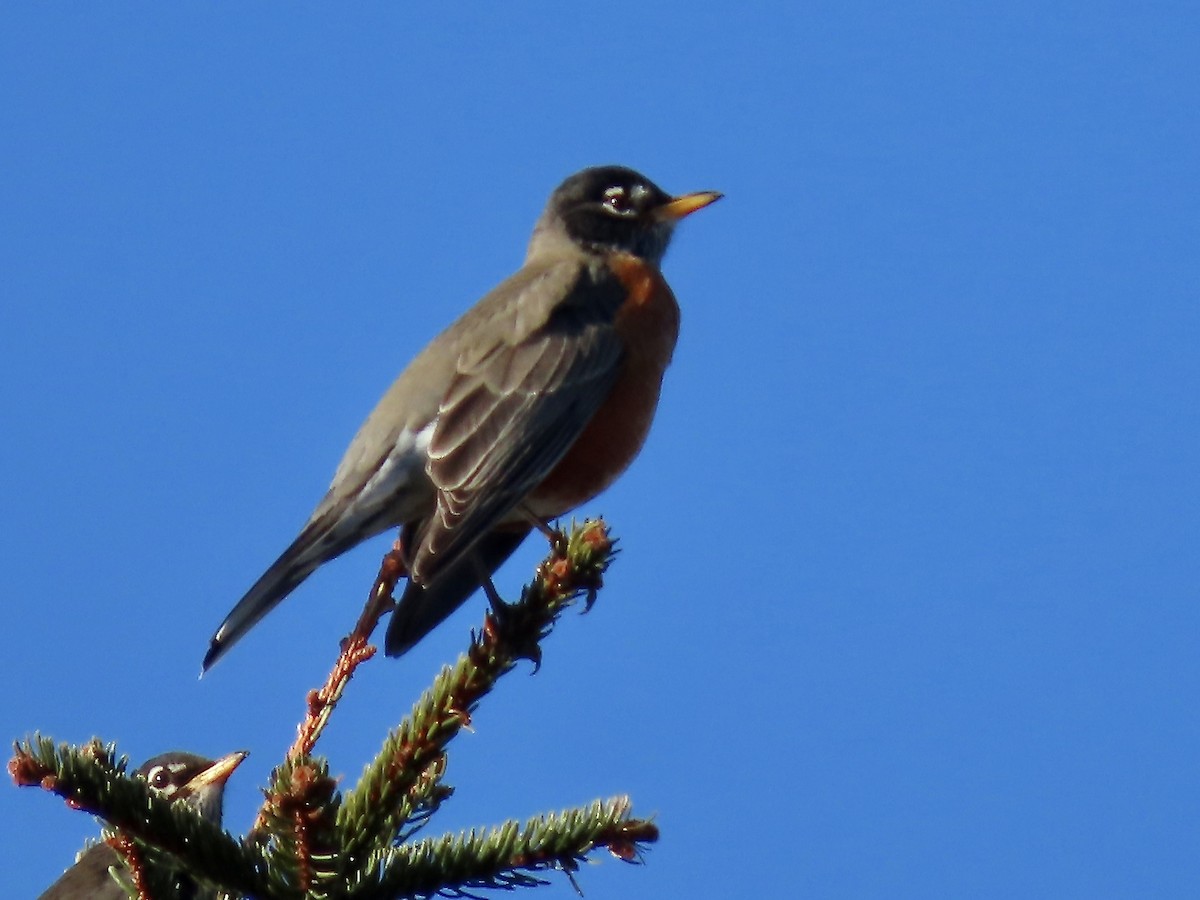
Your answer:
[136,749,248,823]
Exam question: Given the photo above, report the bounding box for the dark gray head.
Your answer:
[135,750,247,824]
[528,165,721,265]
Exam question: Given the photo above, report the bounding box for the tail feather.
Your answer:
[203,516,365,672]
[384,526,531,657]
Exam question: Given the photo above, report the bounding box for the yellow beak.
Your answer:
[654,190,724,222]
[180,750,249,797]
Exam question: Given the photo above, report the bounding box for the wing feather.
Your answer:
[410,263,627,583]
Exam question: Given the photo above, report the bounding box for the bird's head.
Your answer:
[135,750,248,823]
[529,165,721,265]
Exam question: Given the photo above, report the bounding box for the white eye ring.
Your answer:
[145,761,188,793]
[602,186,635,215]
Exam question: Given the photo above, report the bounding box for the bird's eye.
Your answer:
[146,766,173,791]
[602,186,635,216]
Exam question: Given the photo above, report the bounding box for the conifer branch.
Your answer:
[348,796,658,899]
[13,518,660,899]
[256,755,343,895]
[335,520,615,877]
[10,737,269,897]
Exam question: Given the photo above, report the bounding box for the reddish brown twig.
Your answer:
[108,832,150,900]
[348,537,409,647]
[249,538,406,835]
[289,536,407,760]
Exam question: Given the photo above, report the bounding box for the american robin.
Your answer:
[38,750,247,900]
[203,165,721,671]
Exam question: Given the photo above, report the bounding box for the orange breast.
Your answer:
[530,254,681,514]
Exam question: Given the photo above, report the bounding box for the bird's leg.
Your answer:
[471,551,543,671]
[468,552,522,643]
[282,536,406,771]
[470,547,549,672]
[345,535,408,648]
[472,553,510,617]
[519,505,568,555]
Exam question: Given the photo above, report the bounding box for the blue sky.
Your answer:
[3,4,1197,897]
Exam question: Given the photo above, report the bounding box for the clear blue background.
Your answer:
[4,5,1197,897]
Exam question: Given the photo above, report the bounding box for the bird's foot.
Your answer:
[519,506,568,555]
[478,576,544,672]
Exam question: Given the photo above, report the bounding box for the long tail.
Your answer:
[202,517,369,673]
[384,526,531,657]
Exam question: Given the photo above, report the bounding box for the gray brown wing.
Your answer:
[409,268,626,584]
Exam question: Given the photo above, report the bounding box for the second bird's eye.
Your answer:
[147,767,172,791]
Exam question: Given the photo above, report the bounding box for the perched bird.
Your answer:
[203,165,721,671]
[38,750,247,900]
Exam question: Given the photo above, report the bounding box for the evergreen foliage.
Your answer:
[13,519,658,899]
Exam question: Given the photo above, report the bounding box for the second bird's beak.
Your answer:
[654,190,723,222]
[180,750,249,797]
